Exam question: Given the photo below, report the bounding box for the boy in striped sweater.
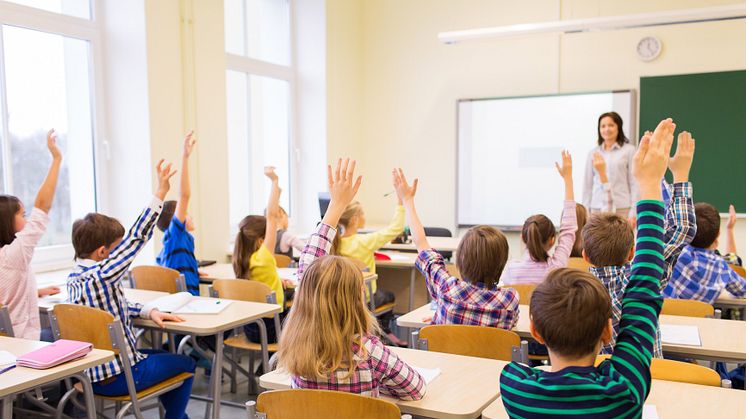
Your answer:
[499,118,676,418]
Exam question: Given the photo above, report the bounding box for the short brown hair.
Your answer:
[521,214,555,263]
[0,195,22,247]
[156,200,177,232]
[571,204,588,258]
[691,203,720,248]
[582,213,634,266]
[72,213,125,259]
[456,225,509,287]
[531,268,611,358]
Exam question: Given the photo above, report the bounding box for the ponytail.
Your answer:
[521,215,555,263]
[233,215,267,279]
[331,202,363,256]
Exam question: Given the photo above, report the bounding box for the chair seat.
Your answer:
[374,303,396,316]
[77,372,194,401]
[225,334,278,352]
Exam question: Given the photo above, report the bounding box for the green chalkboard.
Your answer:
[640,70,746,212]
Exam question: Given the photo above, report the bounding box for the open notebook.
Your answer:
[0,350,16,374]
[145,292,232,314]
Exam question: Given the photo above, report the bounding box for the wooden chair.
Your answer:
[345,257,396,319]
[0,305,13,337]
[733,265,746,278]
[247,389,407,419]
[273,254,293,268]
[508,284,536,305]
[129,265,187,294]
[596,355,721,387]
[49,304,193,419]
[416,324,528,363]
[661,299,715,318]
[210,279,281,394]
[567,257,591,271]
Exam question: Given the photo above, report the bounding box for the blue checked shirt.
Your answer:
[664,246,746,304]
[590,181,695,358]
[67,197,162,383]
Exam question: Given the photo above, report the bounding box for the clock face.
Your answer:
[637,36,661,61]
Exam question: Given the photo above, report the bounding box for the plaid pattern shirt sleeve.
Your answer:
[666,248,744,303]
[660,182,696,290]
[369,337,426,400]
[298,223,337,280]
[416,249,452,300]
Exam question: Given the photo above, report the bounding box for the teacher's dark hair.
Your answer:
[597,112,628,147]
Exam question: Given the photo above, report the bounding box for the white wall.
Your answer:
[327,0,746,257]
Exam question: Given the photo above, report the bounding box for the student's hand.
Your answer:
[155,159,177,200]
[592,152,608,183]
[554,150,573,181]
[327,158,362,207]
[727,205,737,230]
[47,129,62,161]
[392,168,418,204]
[669,131,695,183]
[198,270,208,278]
[38,286,61,297]
[183,131,196,158]
[264,166,279,183]
[634,118,675,201]
[149,309,185,328]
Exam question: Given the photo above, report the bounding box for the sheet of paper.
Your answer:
[413,367,441,385]
[642,405,659,419]
[172,299,232,314]
[660,324,701,346]
[0,350,16,367]
[277,268,299,285]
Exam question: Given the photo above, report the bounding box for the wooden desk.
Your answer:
[398,304,746,362]
[481,379,746,418]
[259,347,506,419]
[0,336,115,419]
[381,237,460,253]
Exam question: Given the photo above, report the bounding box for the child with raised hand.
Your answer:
[394,168,519,329]
[0,129,62,340]
[278,158,425,400]
[500,118,675,418]
[273,206,306,258]
[67,160,195,419]
[156,132,201,296]
[232,166,287,343]
[502,150,577,285]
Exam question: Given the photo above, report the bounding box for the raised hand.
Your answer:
[727,205,737,230]
[634,118,675,200]
[592,152,608,183]
[155,159,177,200]
[554,150,573,180]
[264,166,279,182]
[47,129,62,160]
[668,131,695,183]
[183,131,196,157]
[322,158,362,228]
[392,168,418,204]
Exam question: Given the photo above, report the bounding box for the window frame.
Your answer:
[224,0,298,226]
[0,0,106,271]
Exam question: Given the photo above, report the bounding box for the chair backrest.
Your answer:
[423,227,452,237]
[596,355,721,387]
[567,257,591,271]
[733,265,746,278]
[418,324,520,361]
[0,305,14,337]
[444,264,460,279]
[274,254,293,268]
[508,284,536,305]
[130,265,185,294]
[661,298,714,318]
[255,389,402,419]
[49,304,118,353]
[211,279,278,320]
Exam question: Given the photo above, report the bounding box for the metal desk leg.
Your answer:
[408,268,416,311]
[71,372,97,419]
[1,397,12,419]
[212,333,225,419]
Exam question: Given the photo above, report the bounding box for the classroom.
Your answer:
[1,0,746,418]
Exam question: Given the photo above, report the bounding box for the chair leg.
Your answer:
[158,401,165,419]
[248,351,256,395]
[230,346,238,393]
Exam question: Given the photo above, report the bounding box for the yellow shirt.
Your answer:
[339,205,405,293]
[249,244,284,310]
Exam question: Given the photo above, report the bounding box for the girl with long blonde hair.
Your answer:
[278,158,425,400]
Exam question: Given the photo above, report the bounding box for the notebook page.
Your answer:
[660,324,701,346]
[413,367,442,384]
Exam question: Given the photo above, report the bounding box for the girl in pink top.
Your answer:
[0,130,62,340]
[502,150,577,285]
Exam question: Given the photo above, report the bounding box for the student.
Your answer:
[571,153,613,258]
[502,150,577,285]
[582,129,696,357]
[233,167,287,343]
[67,161,195,419]
[665,203,746,302]
[330,181,406,346]
[273,206,306,258]
[156,132,201,296]
[278,158,425,400]
[393,169,519,329]
[499,118,673,418]
[0,130,62,341]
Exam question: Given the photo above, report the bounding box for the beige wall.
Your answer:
[327,0,746,257]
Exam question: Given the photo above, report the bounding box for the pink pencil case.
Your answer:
[17,339,93,369]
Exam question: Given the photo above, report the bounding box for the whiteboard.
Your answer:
[457,91,635,228]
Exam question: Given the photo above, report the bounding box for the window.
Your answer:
[2,0,91,19]
[225,0,294,229]
[0,0,101,267]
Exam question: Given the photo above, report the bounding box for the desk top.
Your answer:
[259,347,506,419]
[381,237,460,253]
[0,336,115,398]
[482,379,746,418]
[375,252,420,268]
[398,304,746,361]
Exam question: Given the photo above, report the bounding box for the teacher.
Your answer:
[582,111,638,217]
